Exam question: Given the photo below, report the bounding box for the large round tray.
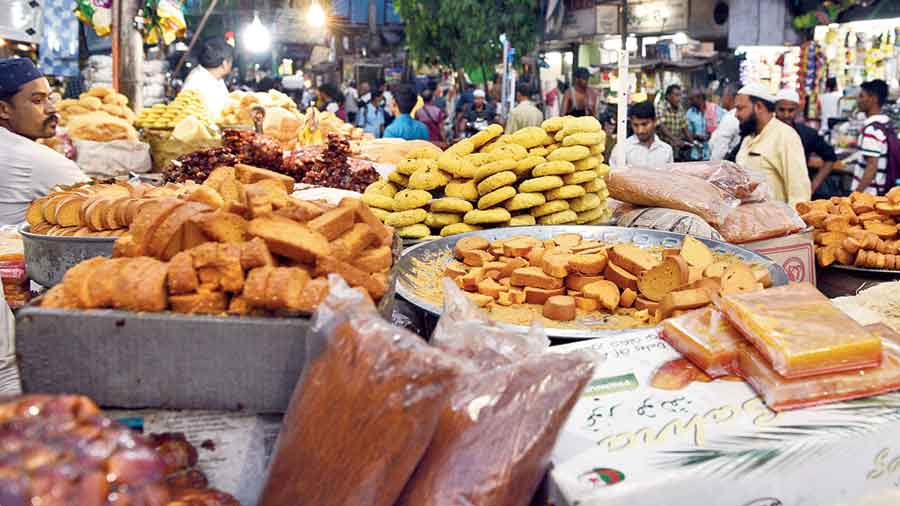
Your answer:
[827,264,900,277]
[396,225,789,339]
[19,224,116,288]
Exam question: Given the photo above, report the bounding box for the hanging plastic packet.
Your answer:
[659,307,745,378]
[141,0,187,45]
[75,0,113,37]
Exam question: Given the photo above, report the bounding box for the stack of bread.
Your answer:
[361,117,612,240]
[444,232,770,325]
[219,90,302,127]
[800,187,900,270]
[26,182,188,237]
[136,89,214,130]
[57,86,135,126]
[42,163,394,316]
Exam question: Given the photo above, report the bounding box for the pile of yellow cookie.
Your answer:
[361,118,611,240]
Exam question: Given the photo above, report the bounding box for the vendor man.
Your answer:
[735,84,810,205]
[0,58,87,226]
[182,38,233,120]
[774,89,840,199]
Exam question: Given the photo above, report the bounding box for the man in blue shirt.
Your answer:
[383,84,430,140]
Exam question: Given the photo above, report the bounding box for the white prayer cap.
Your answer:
[737,83,776,103]
[775,88,801,105]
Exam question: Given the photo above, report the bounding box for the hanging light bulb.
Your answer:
[243,11,271,53]
[307,1,326,28]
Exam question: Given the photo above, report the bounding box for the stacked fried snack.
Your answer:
[799,187,900,270]
[57,85,135,126]
[220,90,302,127]
[137,89,214,130]
[444,232,770,324]
[150,433,240,506]
[362,117,612,240]
[26,182,188,237]
[42,164,394,316]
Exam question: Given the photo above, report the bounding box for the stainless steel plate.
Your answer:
[396,225,789,340]
[19,224,117,288]
[828,264,900,276]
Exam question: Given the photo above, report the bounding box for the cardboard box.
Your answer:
[742,229,815,285]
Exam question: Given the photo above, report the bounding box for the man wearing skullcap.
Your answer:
[734,84,810,205]
[775,89,839,199]
[0,58,87,226]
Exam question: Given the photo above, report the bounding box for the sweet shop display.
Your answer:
[659,307,745,378]
[136,89,214,130]
[283,135,379,192]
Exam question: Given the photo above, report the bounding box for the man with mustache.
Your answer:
[734,84,810,205]
[0,58,87,226]
[774,89,839,199]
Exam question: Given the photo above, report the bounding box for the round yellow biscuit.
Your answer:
[362,193,394,211]
[515,156,546,176]
[398,223,431,239]
[504,192,546,211]
[370,208,391,222]
[583,177,607,193]
[385,208,428,227]
[447,138,475,156]
[537,209,578,225]
[575,206,607,224]
[545,185,586,201]
[562,131,605,147]
[598,187,610,199]
[569,192,603,212]
[364,180,398,198]
[438,151,464,175]
[445,179,479,201]
[518,176,564,193]
[431,198,474,213]
[533,160,575,177]
[487,143,528,161]
[563,170,597,185]
[464,153,493,167]
[388,171,409,186]
[440,223,482,237]
[542,116,565,132]
[596,163,611,178]
[548,145,591,162]
[464,208,512,225]
[425,212,462,228]
[529,147,550,157]
[477,171,517,195]
[477,186,517,210]
[546,143,560,151]
[573,156,600,171]
[509,126,547,148]
[531,200,569,217]
[555,117,602,140]
[396,158,436,175]
[393,189,432,210]
[474,159,517,182]
[509,214,537,227]
[406,146,442,160]
[470,124,504,147]
[408,169,450,191]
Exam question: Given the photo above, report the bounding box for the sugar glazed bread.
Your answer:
[44,164,395,316]
[444,232,768,324]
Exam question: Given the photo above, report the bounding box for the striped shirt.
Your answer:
[853,115,890,195]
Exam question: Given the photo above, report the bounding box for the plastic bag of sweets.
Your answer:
[659,307,746,378]
[397,280,596,506]
[258,276,463,506]
[662,160,768,203]
[715,201,806,244]
[737,323,900,411]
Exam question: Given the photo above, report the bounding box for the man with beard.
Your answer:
[735,84,810,205]
[774,89,840,199]
[0,58,87,226]
[610,101,673,168]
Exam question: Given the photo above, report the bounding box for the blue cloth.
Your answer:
[357,102,387,138]
[39,0,80,78]
[383,114,430,141]
[0,58,44,97]
[686,104,725,161]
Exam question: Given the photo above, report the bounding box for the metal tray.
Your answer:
[827,264,900,277]
[395,225,789,340]
[19,224,116,287]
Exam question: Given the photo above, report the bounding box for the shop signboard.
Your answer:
[627,0,688,35]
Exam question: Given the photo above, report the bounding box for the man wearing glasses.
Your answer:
[0,58,87,226]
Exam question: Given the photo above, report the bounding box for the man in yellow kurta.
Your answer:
[735,84,811,205]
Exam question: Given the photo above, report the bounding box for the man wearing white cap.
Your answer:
[458,89,496,135]
[735,84,810,204]
[775,89,839,199]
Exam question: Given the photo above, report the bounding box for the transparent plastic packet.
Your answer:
[397,279,596,506]
[258,275,463,506]
[617,207,724,241]
[662,160,770,203]
[738,323,900,411]
[658,307,746,378]
[715,201,807,244]
[607,167,739,226]
[719,283,883,379]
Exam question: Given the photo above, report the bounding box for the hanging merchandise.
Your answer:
[40,0,80,77]
[75,0,113,37]
[141,0,187,45]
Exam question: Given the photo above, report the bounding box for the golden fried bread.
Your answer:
[167,251,199,295]
[234,163,295,193]
[248,217,332,264]
[307,207,356,240]
[170,290,228,315]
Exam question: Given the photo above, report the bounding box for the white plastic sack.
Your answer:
[74,139,152,177]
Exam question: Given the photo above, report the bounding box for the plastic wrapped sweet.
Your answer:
[397,280,595,506]
[608,167,738,226]
[259,276,462,506]
[660,307,745,377]
[617,207,724,241]
[738,323,900,411]
[716,202,807,244]
[720,283,883,378]
[0,395,170,506]
[662,160,768,202]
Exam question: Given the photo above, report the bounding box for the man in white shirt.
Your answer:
[343,81,359,123]
[819,77,842,136]
[611,101,673,169]
[0,58,87,226]
[709,85,741,161]
[182,38,233,120]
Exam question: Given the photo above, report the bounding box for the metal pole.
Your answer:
[615,48,628,169]
[115,0,144,111]
[173,0,220,78]
[621,0,627,53]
